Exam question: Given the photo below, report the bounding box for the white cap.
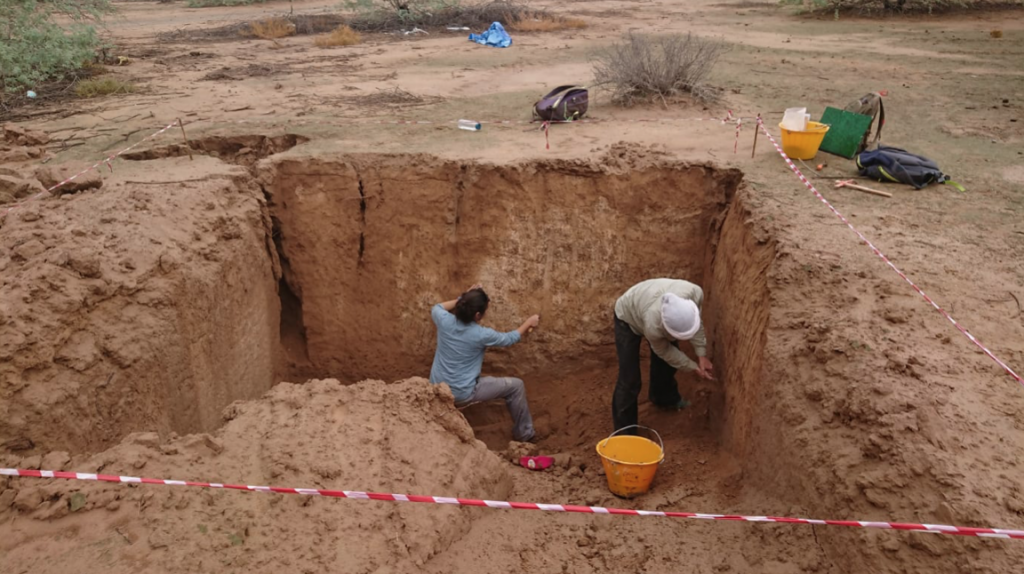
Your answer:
[661,293,700,341]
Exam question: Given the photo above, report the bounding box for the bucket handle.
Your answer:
[600,425,665,462]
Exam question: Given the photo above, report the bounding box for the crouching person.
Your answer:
[429,284,541,442]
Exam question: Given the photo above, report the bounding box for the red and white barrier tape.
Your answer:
[3,468,1022,540]
[1,121,179,217]
[756,118,1022,386]
[338,111,742,127]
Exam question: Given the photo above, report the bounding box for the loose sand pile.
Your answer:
[0,378,510,574]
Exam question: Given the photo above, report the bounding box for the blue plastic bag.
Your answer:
[468,22,512,48]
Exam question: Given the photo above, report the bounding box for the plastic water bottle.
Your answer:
[458,119,481,131]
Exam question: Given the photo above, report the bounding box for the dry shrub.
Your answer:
[592,32,724,107]
[990,29,1003,38]
[786,0,1023,15]
[74,77,136,98]
[346,86,442,107]
[347,1,530,33]
[314,25,361,47]
[249,17,296,39]
[510,14,587,32]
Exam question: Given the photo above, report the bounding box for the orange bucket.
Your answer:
[778,121,830,160]
[596,425,664,498]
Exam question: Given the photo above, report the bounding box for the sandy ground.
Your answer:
[2,0,1024,572]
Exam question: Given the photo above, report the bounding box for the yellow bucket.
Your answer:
[596,425,664,498]
[778,121,830,160]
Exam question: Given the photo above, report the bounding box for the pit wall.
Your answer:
[0,173,281,453]
[703,198,775,456]
[260,155,744,383]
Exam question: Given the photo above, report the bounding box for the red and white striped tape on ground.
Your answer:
[1,120,180,217]
[2,468,1023,540]
[756,118,1022,387]
[280,110,742,127]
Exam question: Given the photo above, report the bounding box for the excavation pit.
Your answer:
[0,149,797,572]
[259,154,771,460]
[1,149,773,474]
[6,148,1019,573]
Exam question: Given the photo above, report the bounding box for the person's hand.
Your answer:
[526,314,541,329]
[697,357,715,381]
[468,283,483,292]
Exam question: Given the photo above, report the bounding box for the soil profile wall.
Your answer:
[0,174,281,453]
[261,155,745,384]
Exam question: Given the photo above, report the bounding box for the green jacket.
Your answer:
[614,278,707,371]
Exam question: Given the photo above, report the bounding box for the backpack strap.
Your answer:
[871,95,885,147]
[943,180,966,192]
[541,85,579,100]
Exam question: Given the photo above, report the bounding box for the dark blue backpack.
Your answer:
[855,146,964,191]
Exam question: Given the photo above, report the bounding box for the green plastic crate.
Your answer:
[818,107,874,159]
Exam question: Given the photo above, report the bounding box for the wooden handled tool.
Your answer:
[834,179,892,198]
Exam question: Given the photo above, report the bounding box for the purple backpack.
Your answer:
[533,86,588,122]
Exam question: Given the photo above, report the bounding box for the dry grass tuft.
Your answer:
[592,32,724,107]
[510,14,588,32]
[990,29,1003,38]
[346,86,443,108]
[249,17,297,39]
[74,77,136,98]
[314,25,362,47]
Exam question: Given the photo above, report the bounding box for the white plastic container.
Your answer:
[781,107,808,132]
[457,119,481,131]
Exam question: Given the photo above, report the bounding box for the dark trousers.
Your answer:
[612,313,682,433]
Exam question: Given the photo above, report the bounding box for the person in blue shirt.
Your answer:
[429,284,540,442]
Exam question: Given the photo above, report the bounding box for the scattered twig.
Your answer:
[121,128,145,142]
[1010,291,1022,317]
[53,142,85,151]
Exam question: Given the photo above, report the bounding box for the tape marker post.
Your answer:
[755,118,1023,387]
[3,468,1023,540]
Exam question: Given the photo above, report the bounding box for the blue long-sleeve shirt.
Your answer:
[429,304,521,402]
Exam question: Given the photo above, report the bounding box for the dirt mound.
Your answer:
[0,378,510,573]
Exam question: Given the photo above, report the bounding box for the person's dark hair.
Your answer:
[454,288,489,324]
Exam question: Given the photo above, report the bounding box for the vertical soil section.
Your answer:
[704,197,775,455]
[260,154,743,384]
[0,173,281,453]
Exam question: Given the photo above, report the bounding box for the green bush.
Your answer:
[0,0,112,93]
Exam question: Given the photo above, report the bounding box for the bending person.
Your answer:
[429,284,541,442]
[612,278,714,432]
